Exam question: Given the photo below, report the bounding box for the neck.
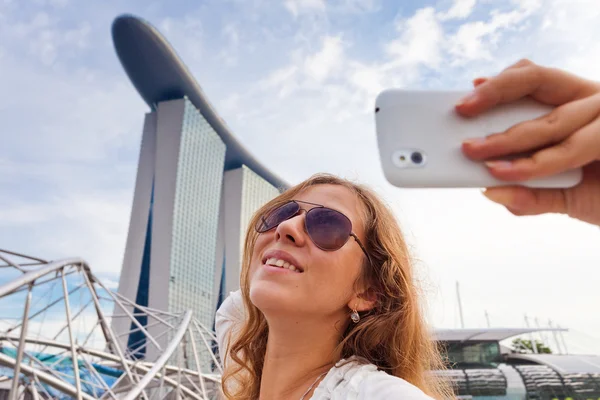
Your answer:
[259,313,347,400]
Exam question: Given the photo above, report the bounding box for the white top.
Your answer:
[215,290,434,400]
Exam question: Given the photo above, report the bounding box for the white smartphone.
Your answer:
[374,89,583,188]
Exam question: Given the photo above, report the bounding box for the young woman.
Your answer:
[216,60,600,399]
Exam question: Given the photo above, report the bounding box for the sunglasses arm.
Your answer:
[350,233,372,266]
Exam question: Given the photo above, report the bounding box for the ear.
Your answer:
[347,288,377,312]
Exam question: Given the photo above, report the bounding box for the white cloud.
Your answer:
[0,202,55,226]
[5,11,91,66]
[158,15,205,64]
[12,12,51,36]
[0,187,131,277]
[304,36,345,83]
[49,0,69,7]
[63,20,90,48]
[534,0,600,79]
[347,62,386,100]
[0,59,143,163]
[102,278,120,290]
[219,23,240,66]
[254,5,445,113]
[448,20,495,62]
[447,1,542,64]
[438,0,478,20]
[332,0,379,14]
[259,65,300,98]
[284,0,326,17]
[385,7,444,69]
[255,35,346,98]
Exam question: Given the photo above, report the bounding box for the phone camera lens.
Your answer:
[411,151,423,164]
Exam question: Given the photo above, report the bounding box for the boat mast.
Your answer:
[456,281,465,329]
[548,320,563,354]
[557,323,569,354]
[524,314,538,353]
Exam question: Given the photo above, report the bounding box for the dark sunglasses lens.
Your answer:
[306,208,352,250]
[256,201,299,232]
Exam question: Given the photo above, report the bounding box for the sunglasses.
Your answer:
[255,200,371,263]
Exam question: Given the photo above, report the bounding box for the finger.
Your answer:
[483,115,600,181]
[456,62,545,117]
[482,186,567,216]
[502,58,535,71]
[456,59,599,117]
[471,59,527,92]
[463,93,600,160]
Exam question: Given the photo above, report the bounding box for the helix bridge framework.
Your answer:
[0,249,222,400]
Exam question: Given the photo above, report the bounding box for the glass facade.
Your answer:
[442,340,502,368]
[168,98,226,334]
[120,97,282,371]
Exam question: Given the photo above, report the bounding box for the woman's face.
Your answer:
[249,184,369,322]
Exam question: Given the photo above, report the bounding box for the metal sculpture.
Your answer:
[0,249,222,399]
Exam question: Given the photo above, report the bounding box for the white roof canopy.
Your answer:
[434,328,568,342]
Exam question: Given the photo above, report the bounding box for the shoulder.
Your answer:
[312,358,434,400]
[360,369,434,399]
[216,290,245,323]
[215,290,245,359]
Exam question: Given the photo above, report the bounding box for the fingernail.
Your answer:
[473,77,488,86]
[456,91,480,107]
[485,160,512,170]
[463,137,486,146]
[481,188,514,207]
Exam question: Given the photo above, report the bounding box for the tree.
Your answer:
[512,338,552,354]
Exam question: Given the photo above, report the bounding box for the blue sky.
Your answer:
[2,0,600,352]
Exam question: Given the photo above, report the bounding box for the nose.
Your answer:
[274,212,308,247]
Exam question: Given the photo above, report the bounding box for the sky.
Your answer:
[1,0,600,353]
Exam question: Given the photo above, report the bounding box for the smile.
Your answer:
[263,257,303,273]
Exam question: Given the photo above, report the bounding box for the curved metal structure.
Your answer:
[437,329,600,400]
[0,249,222,399]
[111,14,288,189]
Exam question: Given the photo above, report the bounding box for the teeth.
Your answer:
[265,257,301,272]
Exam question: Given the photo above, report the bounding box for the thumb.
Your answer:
[482,186,568,216]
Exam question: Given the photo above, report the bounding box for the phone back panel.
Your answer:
[374,90,582,188]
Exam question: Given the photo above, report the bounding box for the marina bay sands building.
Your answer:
[110,16,287,362]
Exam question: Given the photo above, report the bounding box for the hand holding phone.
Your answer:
[374,89,583,188]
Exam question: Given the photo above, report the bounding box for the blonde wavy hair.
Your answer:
[221,173,452,399]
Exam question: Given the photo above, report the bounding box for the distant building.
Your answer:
[110,16,286,367]
[434,328,600,400]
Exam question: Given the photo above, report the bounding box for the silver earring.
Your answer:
[350,309,360,323]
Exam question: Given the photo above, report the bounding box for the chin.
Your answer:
[248,279,296,314]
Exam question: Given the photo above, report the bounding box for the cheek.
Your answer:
[253,231,272,250]
[311,252,362,298]
[248,233,271,274]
